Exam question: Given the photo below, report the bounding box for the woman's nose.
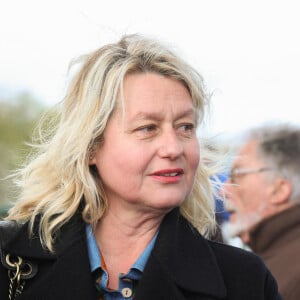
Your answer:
[157,129,184,160]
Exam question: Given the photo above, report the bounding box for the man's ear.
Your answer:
[270,178,292,205]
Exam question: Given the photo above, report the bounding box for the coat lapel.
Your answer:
[2,214,97,300]
[136,208,227,299]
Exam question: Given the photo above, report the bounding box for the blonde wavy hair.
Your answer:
[7,34,219,252]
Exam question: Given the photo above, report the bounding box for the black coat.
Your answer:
[0,208,281,300]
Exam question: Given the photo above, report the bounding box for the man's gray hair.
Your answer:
[245,123,300,202]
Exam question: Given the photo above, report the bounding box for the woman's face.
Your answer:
[91,73,200,213]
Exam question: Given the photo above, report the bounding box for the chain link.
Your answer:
[6,254,26,300]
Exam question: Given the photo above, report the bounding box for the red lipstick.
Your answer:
[150,168,184,183]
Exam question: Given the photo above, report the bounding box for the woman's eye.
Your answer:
[183,124,194,130]
[138,124,157,132]
[178,123,195,137]
[134,124,158,138]
[181,123,195,132]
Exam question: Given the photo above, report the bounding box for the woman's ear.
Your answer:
[88,152,96,165]
[88,141,102,165]
[270,178,292,205]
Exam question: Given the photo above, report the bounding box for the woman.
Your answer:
[0,34,281,299]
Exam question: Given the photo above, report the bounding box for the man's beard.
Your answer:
[221,211,263,243]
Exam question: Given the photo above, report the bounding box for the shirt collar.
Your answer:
[85,224,158,273]
[131,230,158,272]
[85,225,101,272]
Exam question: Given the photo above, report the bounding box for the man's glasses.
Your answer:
[229,167,273,183]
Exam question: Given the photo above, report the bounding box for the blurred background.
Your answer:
[1,0,300,216]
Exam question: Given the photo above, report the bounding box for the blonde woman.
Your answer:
[0,34,281,299]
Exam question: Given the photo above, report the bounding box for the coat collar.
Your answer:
[1,209,227,299]
[1,213,97,300]
[249,204,300,253]
[136,208,227,299]
[1,212,84,260]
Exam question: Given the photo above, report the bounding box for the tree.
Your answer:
[0,91,46,217]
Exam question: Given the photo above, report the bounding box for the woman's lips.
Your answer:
[150,168,184,183]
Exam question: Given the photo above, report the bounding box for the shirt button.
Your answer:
[121,287,133,298]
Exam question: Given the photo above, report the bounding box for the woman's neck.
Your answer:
[94,208,165,289]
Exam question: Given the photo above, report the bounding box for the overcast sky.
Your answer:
[1,0,299,139]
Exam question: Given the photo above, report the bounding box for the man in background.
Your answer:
[222,123,300,300]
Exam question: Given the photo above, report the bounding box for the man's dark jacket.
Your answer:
[0,208,281,299]
[249,204,300,300]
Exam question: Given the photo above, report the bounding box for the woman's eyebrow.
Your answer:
[131,108,196,122]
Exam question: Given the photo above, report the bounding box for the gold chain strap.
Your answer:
[6,254,26,300]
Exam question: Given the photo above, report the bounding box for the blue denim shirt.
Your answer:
[86,225,157,299]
